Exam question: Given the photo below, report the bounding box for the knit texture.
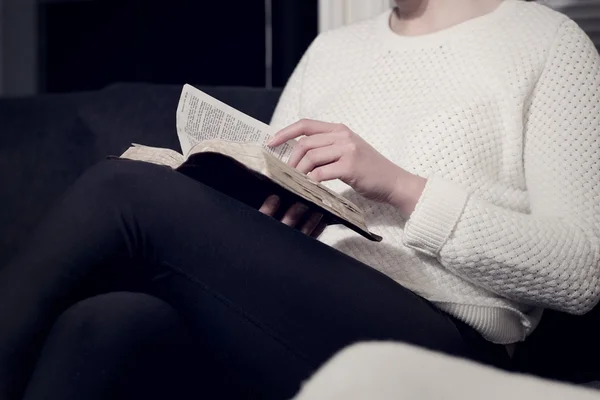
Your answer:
[270,0,600,344]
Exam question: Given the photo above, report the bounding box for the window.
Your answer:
[32,0,317,93]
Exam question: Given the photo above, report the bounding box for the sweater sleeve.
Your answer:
[402,20,600,315]
[269,41,313,131]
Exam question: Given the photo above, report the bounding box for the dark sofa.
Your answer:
[1,83,599,387]
[0,83,282,265]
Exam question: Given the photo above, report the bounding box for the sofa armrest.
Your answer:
[294,342,600,400]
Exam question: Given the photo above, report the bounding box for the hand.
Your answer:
[259,194,326,238]
[268,119,427,218]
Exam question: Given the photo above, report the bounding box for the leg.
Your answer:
[0,160,509,399]
[23,292,204,400]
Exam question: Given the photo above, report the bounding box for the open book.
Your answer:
[120,84,382,241]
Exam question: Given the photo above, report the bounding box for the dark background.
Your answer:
[4,0,600,96]
[37,0,317,93]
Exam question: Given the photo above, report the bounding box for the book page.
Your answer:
[176,84,295,162]
[120,144,185,169]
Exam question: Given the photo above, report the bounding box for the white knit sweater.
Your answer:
[270,0,600,344]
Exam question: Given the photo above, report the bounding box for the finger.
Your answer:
[310,220,327,239]
[268,119,339,147]
[258,195,280,217]
[287,131,353,168]
[300,212,323,236]
[280,202,309,227]
[309,160,349,183]
[296,145,344,175]
[287,135,336,168]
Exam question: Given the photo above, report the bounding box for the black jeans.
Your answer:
[0,160,510,400]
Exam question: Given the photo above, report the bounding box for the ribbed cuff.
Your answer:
[403,176,469,257]
[435,302,529,344]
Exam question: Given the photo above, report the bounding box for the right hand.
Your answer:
[259,195,326,238]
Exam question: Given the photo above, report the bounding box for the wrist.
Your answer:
[387,167,427,219]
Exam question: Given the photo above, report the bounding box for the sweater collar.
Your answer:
[376,0,519,49]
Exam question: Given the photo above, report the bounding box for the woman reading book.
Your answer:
[1,0,599,399]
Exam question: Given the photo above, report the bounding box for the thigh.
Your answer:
[1,160,504,399]
[95,163,505,395]
[154,270,493,399]
[85,160,506,389]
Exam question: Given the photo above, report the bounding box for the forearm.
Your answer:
[402,176,600,313]
[385,166,427,220]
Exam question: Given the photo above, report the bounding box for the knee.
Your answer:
[52,292,182,344]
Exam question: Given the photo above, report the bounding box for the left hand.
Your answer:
[268,119,427,218]
[258,194,326,238]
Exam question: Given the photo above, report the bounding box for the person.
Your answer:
[1,0,599,398]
